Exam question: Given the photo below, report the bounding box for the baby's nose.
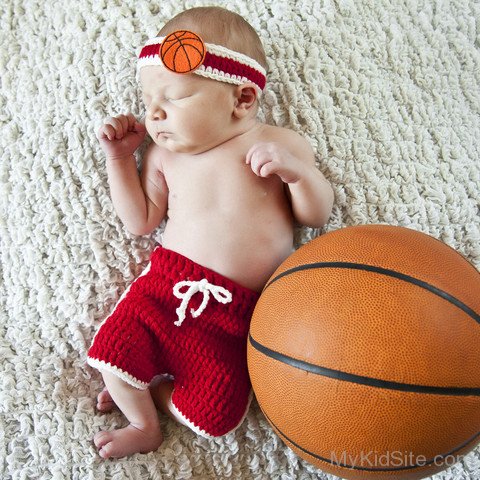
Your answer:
[147,104,166,121]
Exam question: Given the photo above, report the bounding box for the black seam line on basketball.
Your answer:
[259,404,480,472]
[264,262,480,325]
[166,32,189,71]
[169,44,204,72]
[248,334,480,396]
[179,45,192,70]
[163,40,180,57]
[181,44,205,63]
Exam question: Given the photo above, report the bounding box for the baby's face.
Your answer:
[140,66,236,154]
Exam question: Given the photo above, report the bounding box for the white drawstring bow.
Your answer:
[172,278,233,327]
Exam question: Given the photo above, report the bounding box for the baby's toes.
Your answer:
[97,387,112,403]
[99,442,115,459]
[97,388,116,412]
[94,430,113,449]
[93,431,116,459]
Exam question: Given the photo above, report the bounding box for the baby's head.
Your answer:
[138,7,267,154]
[156,7,267,72]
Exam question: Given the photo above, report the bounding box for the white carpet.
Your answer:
[1,0,479,478]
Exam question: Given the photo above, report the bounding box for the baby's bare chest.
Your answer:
[163,153,284,217]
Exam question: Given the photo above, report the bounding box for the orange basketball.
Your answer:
[159,30,206,74]
[248,225,480,480]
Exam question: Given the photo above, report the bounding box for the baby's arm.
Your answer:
[98,114,168,235]
[246,132,334,228]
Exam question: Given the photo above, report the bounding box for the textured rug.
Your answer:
[1,0,479,478]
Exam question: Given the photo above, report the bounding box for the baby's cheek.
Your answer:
[187,118,212,141]
[144,122,155,138]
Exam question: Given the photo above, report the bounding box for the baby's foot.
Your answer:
[96,387,116,413]
[93,423,163,459]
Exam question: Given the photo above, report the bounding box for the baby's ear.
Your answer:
[233,83,258,118]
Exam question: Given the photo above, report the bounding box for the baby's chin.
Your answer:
[152,136,215,155]
[152,135,187,152]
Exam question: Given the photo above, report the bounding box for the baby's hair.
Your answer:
[158,6,267,71]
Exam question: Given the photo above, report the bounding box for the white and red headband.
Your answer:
[138,30,267,93]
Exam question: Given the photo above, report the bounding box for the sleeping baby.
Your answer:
[87,5,334,458]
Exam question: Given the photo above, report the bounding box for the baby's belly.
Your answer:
[161,214,294,292]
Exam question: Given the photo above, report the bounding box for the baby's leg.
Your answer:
[97,379,189,427]
[93,370,163,459]
[149,379,189,427]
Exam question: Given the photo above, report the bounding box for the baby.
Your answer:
[87,6,334,459]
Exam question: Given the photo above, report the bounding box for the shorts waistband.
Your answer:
[150,246,260,319]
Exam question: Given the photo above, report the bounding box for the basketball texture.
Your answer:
[160,30,206,74]
[247,225,480,480]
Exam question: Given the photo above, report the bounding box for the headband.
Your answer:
[138,30,267,93]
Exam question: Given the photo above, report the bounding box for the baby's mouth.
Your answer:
[157,131,172,138]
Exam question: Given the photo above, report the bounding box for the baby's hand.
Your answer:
[246,142,305,184]
[97,114,147,160]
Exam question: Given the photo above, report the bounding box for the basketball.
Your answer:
[247,225,480,480]
[160,30,206,74]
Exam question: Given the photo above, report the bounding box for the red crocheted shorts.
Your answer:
[87,246,260,437]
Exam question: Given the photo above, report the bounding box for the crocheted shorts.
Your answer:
[87,246,260,437]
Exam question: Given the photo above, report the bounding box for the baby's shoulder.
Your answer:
[257,124,314,155]
[142,141,174,170]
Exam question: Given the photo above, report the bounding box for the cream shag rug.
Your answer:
[1,0,479,478]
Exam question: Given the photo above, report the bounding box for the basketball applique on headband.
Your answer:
[138,30,267,93]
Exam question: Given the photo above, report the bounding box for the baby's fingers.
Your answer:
[250,155,272,177]
[245,142,266,165]
[103,116,132,139]
[107,116,127,139]
[258,160,277,178]
[116,116,130,138]
[97,124,116,141]
[125,113,138,131]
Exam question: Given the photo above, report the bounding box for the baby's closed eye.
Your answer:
[167,93,193,102]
